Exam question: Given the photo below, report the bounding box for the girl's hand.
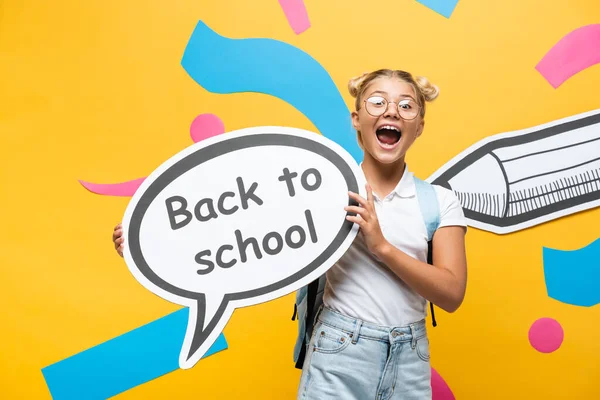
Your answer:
[344,184,389,257]
[112,223,125,257]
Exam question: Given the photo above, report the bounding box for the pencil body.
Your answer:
[428,110,600,234]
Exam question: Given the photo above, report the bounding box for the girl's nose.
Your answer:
[382,102,401,119]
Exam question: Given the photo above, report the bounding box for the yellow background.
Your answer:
[2,0,600,398]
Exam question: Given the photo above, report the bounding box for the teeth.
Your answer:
[379,125,400,132]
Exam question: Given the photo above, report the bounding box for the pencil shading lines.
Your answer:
[454,192,505,218]
[489,150,510,217]
[507,169,600,209]
[452,167,600,221]
[428,109,600,234]
[543,238,600,307]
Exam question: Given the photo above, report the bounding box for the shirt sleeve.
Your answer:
[434,185,468,229]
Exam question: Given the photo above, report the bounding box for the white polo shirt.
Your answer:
[323,166,467,327]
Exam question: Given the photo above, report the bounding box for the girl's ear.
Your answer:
[351,111,360,130]
[416,119,425,138]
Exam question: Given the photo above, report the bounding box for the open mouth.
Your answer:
[376,125,402,149]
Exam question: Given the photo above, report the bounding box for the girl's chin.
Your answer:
[370,150,405,165]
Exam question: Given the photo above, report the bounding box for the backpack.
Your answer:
[291,176,441,369]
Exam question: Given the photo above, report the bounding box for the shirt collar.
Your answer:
[359,163,416,199]
[392,164,416,198]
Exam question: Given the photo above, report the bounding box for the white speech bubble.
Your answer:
[122,126,365,369]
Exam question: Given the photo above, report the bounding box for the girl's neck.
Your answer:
[361,153,406,198]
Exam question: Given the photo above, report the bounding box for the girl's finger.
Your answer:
[344,205,368,219]
[345,215,363,226]
[366,184,374,206]
[348,191,368,207]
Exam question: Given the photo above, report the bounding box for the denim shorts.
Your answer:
[297,307,432,400]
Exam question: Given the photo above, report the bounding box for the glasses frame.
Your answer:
[360,96,421,120]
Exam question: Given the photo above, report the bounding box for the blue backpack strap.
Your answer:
[413,176,441,327]
[413,176,440,241]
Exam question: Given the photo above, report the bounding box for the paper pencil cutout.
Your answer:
[428,109,600,234]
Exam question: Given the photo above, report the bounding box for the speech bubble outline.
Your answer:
[122,126,364,369]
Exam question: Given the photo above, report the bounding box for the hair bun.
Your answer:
[415,76,440,102]
[348,72,370,98]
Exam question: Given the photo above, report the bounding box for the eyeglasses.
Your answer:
[360,96,421,120]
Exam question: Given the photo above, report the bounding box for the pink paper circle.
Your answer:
[528,318,564,353]
[190,113,225,143]
[432,368,455,400]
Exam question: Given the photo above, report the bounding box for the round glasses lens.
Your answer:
[365,96,388,116]
[398,99,419,119]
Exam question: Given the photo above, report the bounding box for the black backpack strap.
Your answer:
[427,239,437,327]
[294,277,320,369]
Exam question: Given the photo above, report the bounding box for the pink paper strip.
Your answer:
[278,0,311,35]
[536,24,600,88]
[79,113,226,197]
[190,113,225,143]
[432,367,456,400]
[79,178,145,197]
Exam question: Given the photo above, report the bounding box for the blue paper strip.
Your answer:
[42,308,228,400]
[543,238,600,307]
[415,0,459,18]
[181,20,363,164]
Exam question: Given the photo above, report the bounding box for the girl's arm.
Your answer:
[376,225,467,312]
[345,185,467,313]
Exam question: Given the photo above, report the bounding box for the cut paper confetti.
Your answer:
[79,114,225,197]
[190,113,225,143]
[528,318,564,353]
[79,177,146,197]
[432,367,456,400]
[536,24,600,88]
[415,0,460,18]
[542,238,600,307]
[428,109,600,234]
[42,308,228,400]
[278,0,311,34]
[180,20,362,163]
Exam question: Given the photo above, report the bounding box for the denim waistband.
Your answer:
[317,307,427,344]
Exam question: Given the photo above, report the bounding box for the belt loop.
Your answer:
[410,323,417,349]
[314,304,324,325]
[351,318,363,344]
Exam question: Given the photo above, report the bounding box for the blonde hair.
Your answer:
[348,69,439,117]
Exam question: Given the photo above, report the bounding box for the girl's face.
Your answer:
[351,77,425,165]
